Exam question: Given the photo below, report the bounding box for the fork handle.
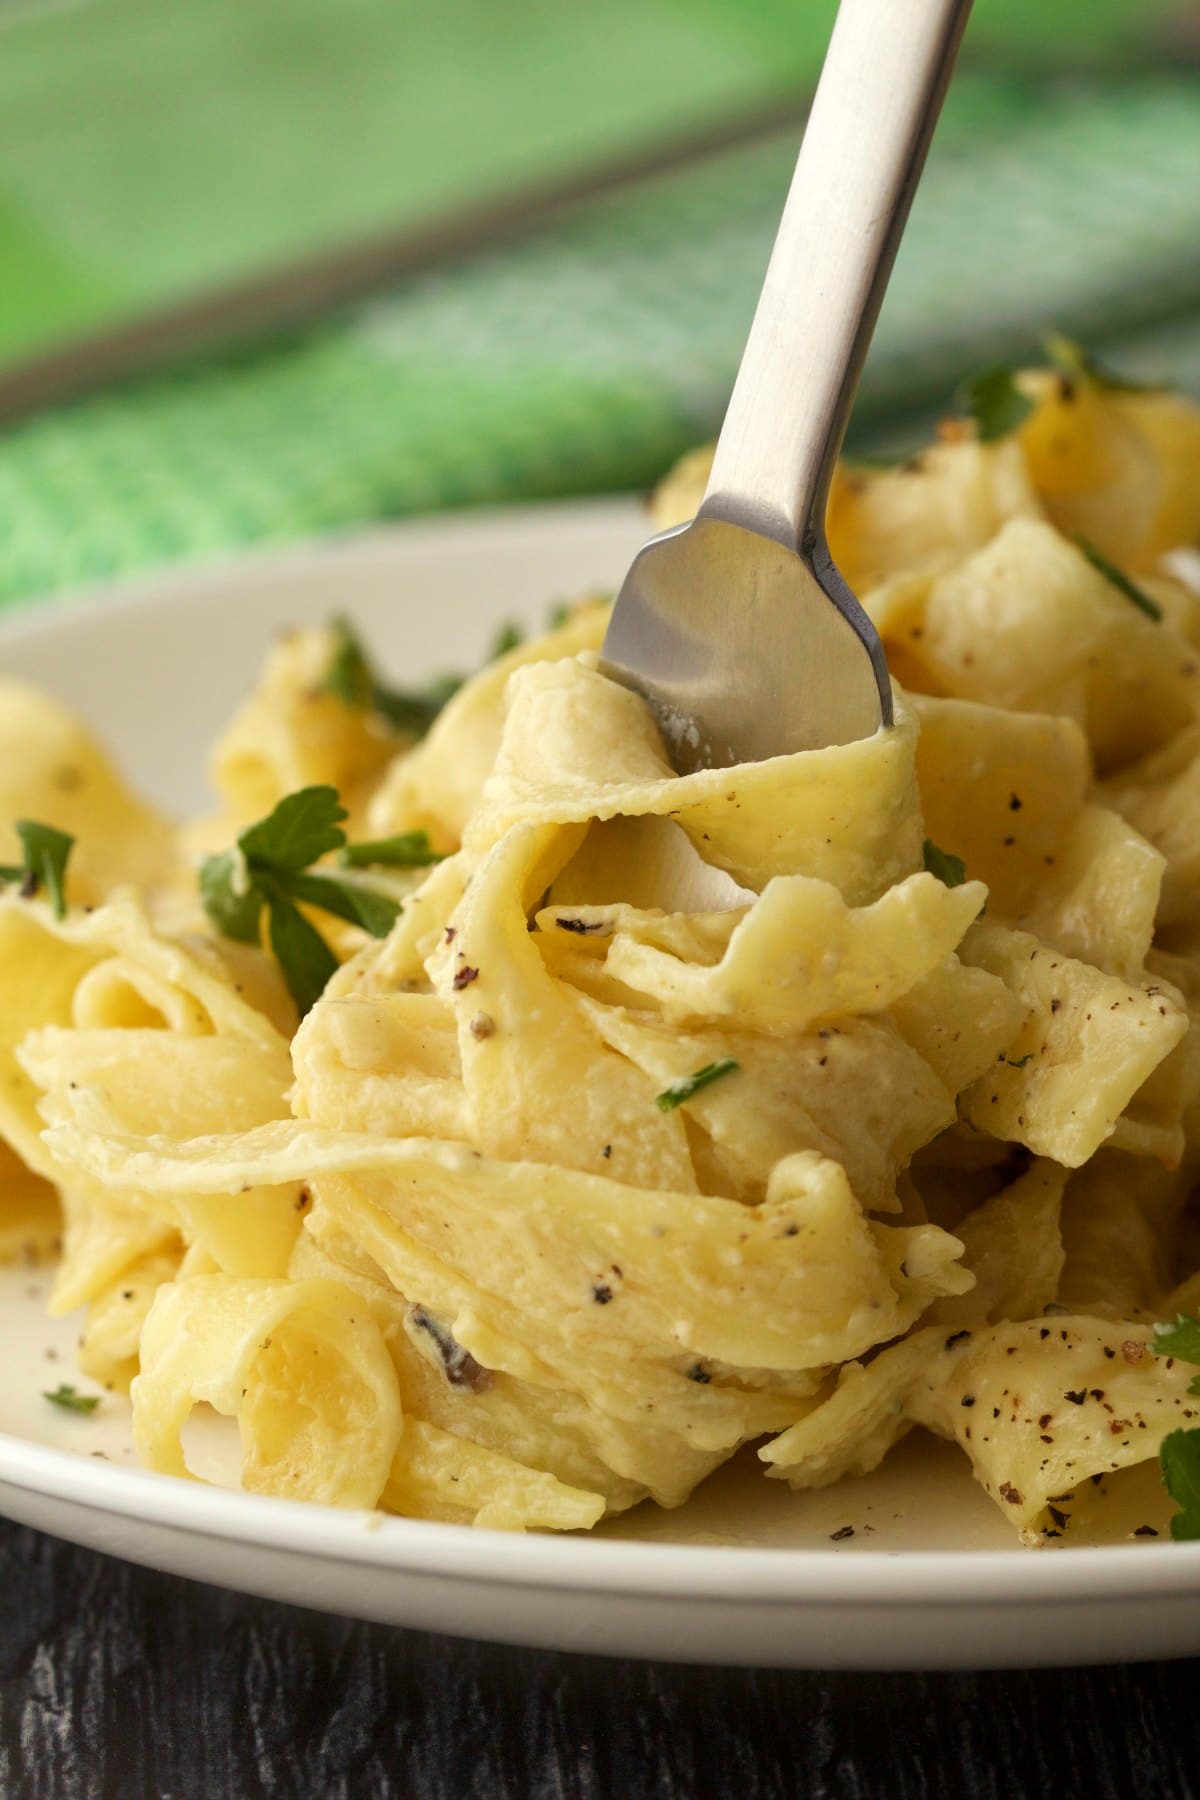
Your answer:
[699,0,972,550]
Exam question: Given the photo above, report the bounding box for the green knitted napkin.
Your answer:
[1,65,1197,607]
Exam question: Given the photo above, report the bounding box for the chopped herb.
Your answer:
[656,1057,740,1113]
[280,869,404,938]
[323,615,462,738]
[1160,1431,1200,1541]
[1074,537,1162,621]
[0,820,75,920]
[547,601,572,630]
[323,615,375,710]
[239,785,348,872]
[1152,1313,1200,1364]
[1149,1317,1200,1535]
[1152,1314,1200,1396]
[44,1383,99,1414]
[490,621,524,658]
[265,891,339,1017]
[958,364,1034,441]
[199,786,403,1015]
[923,840,967,888]
[339,830,444,870]
[1044,332,1161,394]
[1003,1053,1034,1070]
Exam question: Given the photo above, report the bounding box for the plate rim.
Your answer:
[1,1430,1198,1605]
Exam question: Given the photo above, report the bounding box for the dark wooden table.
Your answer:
[0,1520,1194,1800]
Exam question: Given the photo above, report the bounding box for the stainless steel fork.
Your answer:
[602,0,972,771]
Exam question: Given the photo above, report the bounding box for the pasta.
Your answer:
[6,352,1200,1545]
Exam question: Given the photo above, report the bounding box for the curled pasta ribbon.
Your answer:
[133,1276,403,1509]
[383,1420,605,1533]
[550,869,987,1035]
[762,1316,1199,1536]
[467,658,922,902]
[211,624,403,828]
[0,678,178,907]
[2,896,304,1385]
[46,1107,971,1386]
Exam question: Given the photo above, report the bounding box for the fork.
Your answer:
[602,0,972,772]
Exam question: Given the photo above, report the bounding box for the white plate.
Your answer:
[1,502,1198,1670]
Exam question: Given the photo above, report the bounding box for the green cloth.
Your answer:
[0,0,1168,370]
[1,57,1198,605]
[0,0,835,369]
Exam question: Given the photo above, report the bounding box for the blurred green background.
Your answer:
[0,0,1197,604]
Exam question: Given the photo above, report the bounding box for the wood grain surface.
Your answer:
[0,1520,1196,1800]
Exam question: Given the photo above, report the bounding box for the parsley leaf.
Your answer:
[323,614,375,709]
[656,1058,740,1113]
[1044,332,1161,394]
[199,787,405,1015]
[1151,1318,1200,1534]
[1159,1431,1200,1541]
[490,621,524,658]
[1003,1053,1034,1070]
[239,785,347,871]
[281,870,403,939]
[198,850,264,943]
[323,616,463,739]
[1151,1313,1200,1396]
[923,840,967,888]
[0,820,75,920]
[264,891,340,1018]
[1074,537,1162,622]
[44,1383,100,1414]
[1152,1313,1200,1367]
[374,674,463,737]
[340,831,444,870]
[958,365,1034,442]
